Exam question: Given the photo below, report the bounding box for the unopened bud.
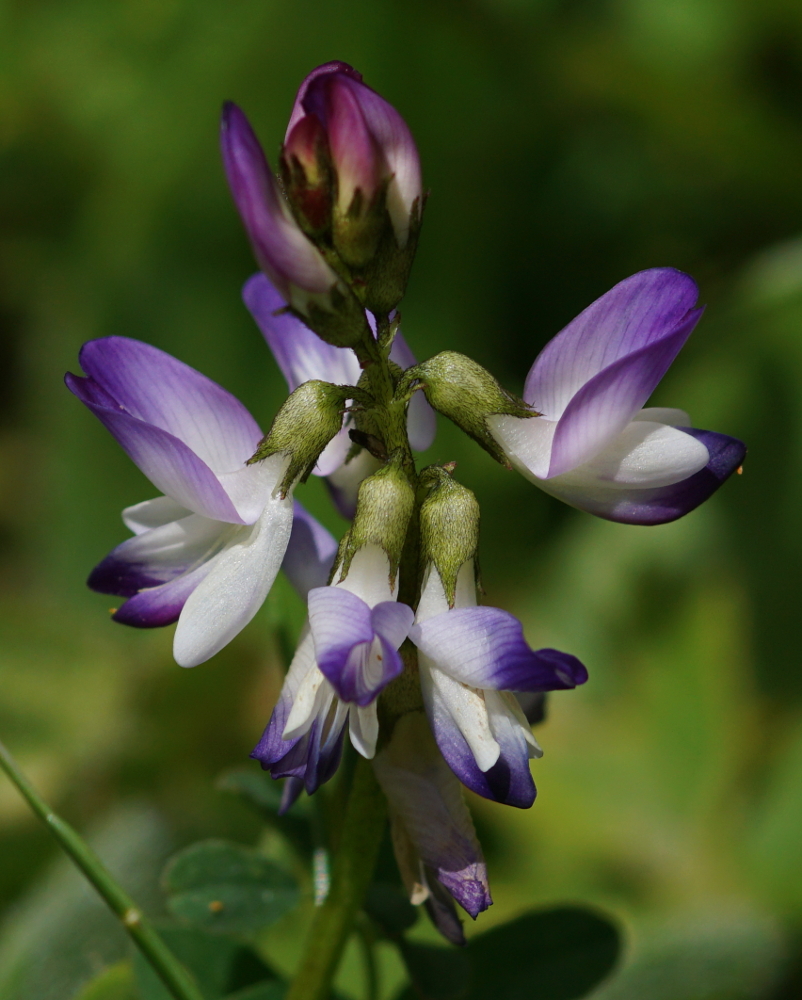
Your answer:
[280,114,333,238]
[336,454,415,586]
[419,467,480,607]
[249,380,352,494]
[397,352,537,466]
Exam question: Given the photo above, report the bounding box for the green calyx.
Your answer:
[248,380,360,495]
[396,351,538,466]
[419,466,480,607]
[336,453,415,586]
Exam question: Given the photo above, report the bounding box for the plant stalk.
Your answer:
[287,755,387,1000]
[0,738,205,1000]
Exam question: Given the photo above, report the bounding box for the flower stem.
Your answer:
[287,755,387,1000]
[0,738,205,1000]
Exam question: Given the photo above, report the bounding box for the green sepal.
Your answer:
[248,381,358,495]
[297,283,374,350]
[397,351,537,466]
[419,466,480,607]
[334,453,415,587]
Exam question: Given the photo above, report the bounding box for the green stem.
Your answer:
[0,738,205,1000]
[287,756,387,1000]
[356,914,380,1000]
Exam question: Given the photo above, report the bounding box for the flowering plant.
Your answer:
[0,60,744,1000]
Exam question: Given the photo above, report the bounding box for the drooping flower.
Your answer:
[66,336,299,667]
[409,561,587,808]
[243,271,435,516]
[373,711,491,945]
[487,268,746,524]
[252,545,414,793]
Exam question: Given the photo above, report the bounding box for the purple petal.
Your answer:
[221,103,337,300]
[422,875,466,946]
[373,713,491,919]
[526,268,700,419]
[89,515,227,597]
[370,601,415,650]
[281,501,338,599]
[547,306,703,477]
[308,589,405,704]
[319,74,382,211]
[546,428,746,525]
[66,372,243,523]
[73,337,262,472]
[242,273,360,390]
[285,61,363,137]
[411,608,588,691]
[390,333,436,452]
[422,676,536,809]
[278,777,305,815]
[252,704,346,796]
[111,559,214,628]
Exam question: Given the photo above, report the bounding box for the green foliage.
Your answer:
[73,962,139,1000]
[215,770,313,857]
[162,841,299,937]
[132,925,277,1000]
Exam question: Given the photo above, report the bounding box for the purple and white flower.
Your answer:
[286,61,422,250]
[373,711,491,944]
[243,272,435,516]
[66,336,297,667]
[252,545,414,794]
[487,269,746,525]
[409,561,588,809]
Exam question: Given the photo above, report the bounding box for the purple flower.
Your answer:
[221,101,347,320]
[409,560,587,809]
[252,545,414,792]
[65,336,310,667]
[373,711,491,943]
[285,61,422,254]
[487,269,746,524]
[243,272,436,516]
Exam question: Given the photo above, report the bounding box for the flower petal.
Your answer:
[419,660,536,809]
[285,61,364,137]
[411,607,588,692]
[74,337,262,473]
[370,601,415,650]
[524,268,700,420]
[88,514,230,597]
[334,544,396,604]
[122,496,191,535]
[111,559,215,628]
[281,501,338,599]
[221,103,338,304]
[539,427,745,525]
[348,703,379,758]
[66,372,243,523]
[547,306,704,476]
[325,450,382,519]
[173,493,294,666]
[373,712,491,918]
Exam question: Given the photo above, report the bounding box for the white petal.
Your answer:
[122,496,192,534]
[217,452,289,524]
[421,658,500,772]
[633,407,691,426]
[173,493,294,666]
[348,703,379,758]
[281,631,330,738]
[486,690,543,760]
[486,414,557,481]
[335,544,396,605]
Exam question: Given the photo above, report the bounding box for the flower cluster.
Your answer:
[66,62,745,943]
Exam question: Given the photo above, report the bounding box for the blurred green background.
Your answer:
[2,0,802,996]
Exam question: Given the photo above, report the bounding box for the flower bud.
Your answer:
[286,62,423,313]
[418,467,480,608]
[336,454,415,587]
[221,102,371,348]
[248,380,354,494]
[397,352,538,466]
[280,113,333,239]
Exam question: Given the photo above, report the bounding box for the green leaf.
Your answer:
[132,925,277,1000]
[466,906,620,1000]
[223,983,287,1000]
[215,770,313,857]
[162,840,300,936]
[397,942,471,1000]
[72,962,138,1000]
[364,883,419,936]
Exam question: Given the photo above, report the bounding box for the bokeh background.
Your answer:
[2,0,802,997]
